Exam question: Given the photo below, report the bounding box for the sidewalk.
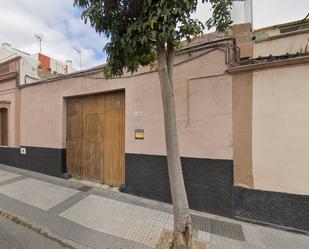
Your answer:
[0,163,308,249]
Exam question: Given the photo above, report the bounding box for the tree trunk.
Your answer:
[157,45,192,249]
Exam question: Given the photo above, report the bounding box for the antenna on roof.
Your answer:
[34,34,43,53]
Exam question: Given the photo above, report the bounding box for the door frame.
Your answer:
[65,89,126,185]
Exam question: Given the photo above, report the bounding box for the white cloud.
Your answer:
[252,0,309,29]
[0,0,106,69]
[1,0,308,70]
[194,0,309,30]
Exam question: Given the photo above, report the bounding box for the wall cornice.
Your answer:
[0,72,18,83]
[227,55,309,74]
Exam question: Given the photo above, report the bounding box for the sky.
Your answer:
[0,0,308,69]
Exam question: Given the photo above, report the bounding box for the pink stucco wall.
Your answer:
[252,65,309,195]
[20,49,233,160]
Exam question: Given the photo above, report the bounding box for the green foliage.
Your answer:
[203,0,233,32]
[74,0,233,77]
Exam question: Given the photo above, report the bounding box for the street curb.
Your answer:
[0,209,95,249]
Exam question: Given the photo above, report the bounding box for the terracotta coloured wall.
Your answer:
[38,53,51,72]
[20,49,233,160]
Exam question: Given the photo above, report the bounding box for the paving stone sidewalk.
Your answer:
[0,163,308,249]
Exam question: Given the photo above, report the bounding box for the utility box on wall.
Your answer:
[20,147,26,155]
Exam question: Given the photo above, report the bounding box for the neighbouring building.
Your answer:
[230,19,309,232]
[34,53,74,75]
[0,42,40,84]
[0,18,308,234]
[0,42,75,84]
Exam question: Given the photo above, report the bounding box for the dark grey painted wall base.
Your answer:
[125,153,309,232]
[125,153,234,217]
[1,148,308,232]
[0,146,66,177]
[233,187,309,232]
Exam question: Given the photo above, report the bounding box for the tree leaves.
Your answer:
[74,0,233,77]
[203,0,233,32]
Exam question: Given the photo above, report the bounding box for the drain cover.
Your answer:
[78,185,93,192]
[192,214,245,241]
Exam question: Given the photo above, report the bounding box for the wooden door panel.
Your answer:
[83,140,103,181]
[83,97,96,114]
[83,113,104,181]
[67,97,83,177]
[67,98,83,177]
[84,114,102,139]
[67,91,125,186]
[67,99,83,116]
[104,92,125,186]
[67,140,82,177]
[67,115,83,139]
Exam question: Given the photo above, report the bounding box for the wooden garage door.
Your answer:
[67,91,125,186]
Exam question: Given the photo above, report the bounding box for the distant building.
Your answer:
[0,42,75,84]
[33,53,74,76]
[0,42,39,84]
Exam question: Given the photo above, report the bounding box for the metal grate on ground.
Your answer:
[192,214,245,241]
[78,185,93,192]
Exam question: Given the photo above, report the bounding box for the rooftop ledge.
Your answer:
[227,54,309,74]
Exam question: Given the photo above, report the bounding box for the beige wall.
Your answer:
[254,32,309,57]
[252,64,309,195]
[232,24,253,59]
[0,79,18,147]
[20,49,233,160]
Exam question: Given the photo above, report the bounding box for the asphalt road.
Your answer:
[0,216,67,249]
